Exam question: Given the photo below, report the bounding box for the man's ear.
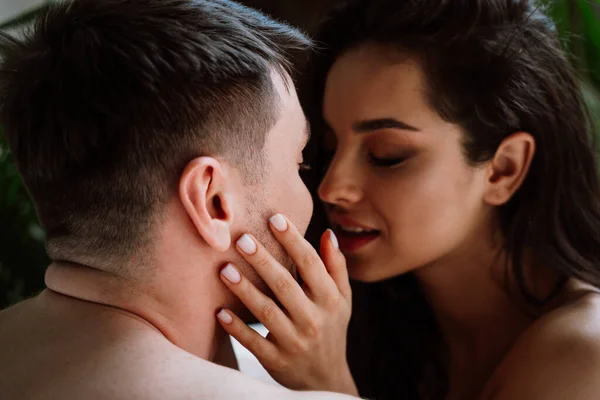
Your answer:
[179,157,234,252]
[483,132,536,206]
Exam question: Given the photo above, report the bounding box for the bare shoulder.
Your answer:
[38,334,360,400]
[0,296,358,400]
[142,344,360,400]
[483,288,600,400]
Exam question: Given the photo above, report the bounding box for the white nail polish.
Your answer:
[269,214,288,232]
[237,234,257,254]
[217,309,233,324]
[329,229,339,250]
[221,263,241,283]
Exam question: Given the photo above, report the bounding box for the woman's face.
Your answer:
[318,44,491,282]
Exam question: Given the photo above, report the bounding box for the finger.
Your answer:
[219,263,300,346]
[234,234,315,323]
[216,308,279,365]
[267,214,338,300]
[320,229,352,301]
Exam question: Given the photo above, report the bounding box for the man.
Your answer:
[0,1,357,399]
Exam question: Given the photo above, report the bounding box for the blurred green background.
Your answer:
[1,0,599,309]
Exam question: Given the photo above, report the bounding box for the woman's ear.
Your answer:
[483,132,536,206]
[179,157,234,252]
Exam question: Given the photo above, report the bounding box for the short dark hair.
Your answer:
[0,0,311,269]
[309,0,600,398]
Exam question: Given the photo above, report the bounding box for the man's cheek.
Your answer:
[296,183,313,235]
[277,176,312,233]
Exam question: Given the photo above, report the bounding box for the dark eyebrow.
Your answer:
[352,118,420,133]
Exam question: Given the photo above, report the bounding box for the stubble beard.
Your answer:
[232,191,297,322]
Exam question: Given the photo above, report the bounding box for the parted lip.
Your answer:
[328,214,379,232]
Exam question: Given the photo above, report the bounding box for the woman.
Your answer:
[216,0,600,398]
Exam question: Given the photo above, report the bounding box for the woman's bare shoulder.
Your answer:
[482,285,600,400]
[532,283,600,339]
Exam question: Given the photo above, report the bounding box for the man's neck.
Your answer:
[45,260,228,361]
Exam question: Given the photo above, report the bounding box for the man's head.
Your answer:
[0,0,313,277]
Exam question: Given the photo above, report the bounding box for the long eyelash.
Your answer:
[368,154,407,167]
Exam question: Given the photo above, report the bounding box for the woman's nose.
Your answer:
[318,157,364,207]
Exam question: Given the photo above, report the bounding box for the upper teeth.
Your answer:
[340,225,371,233]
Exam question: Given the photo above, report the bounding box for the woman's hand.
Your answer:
[216,214,357,396]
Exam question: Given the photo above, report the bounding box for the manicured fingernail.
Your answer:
[221,263,241,283]
[329,229,339,250]
[269,214,288,232]
[237,234,257,254]
[217,309,233,324]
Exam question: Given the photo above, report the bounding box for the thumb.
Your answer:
[320,229,351,300]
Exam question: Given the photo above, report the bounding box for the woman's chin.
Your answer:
[346,254,421,283]
[347,264,405,283]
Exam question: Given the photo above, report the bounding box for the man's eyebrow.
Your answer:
[352,118,420,133]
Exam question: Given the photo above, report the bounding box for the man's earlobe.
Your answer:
[180,157,233,252]
[484,132,536,206]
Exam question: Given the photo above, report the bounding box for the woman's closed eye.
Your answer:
[368,153,410,168]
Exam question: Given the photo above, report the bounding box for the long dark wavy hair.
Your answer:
[304,1,600,398]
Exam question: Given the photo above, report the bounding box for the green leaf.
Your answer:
[547,0,573,50]
[578,0,600,88]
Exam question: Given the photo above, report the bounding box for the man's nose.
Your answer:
[318,157,364,207]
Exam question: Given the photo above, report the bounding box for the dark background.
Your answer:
[1,0,599,309]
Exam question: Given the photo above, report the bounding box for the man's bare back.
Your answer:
[0,291,355,400]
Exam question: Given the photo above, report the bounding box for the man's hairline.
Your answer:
[46,63,294,273]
